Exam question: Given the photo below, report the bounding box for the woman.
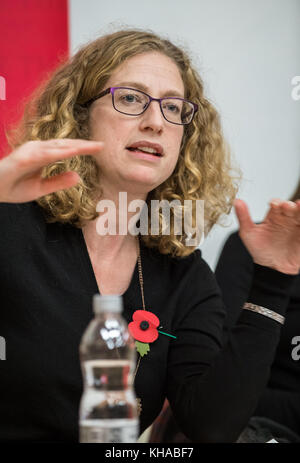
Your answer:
[214,180,300,437]
[0,29,299,443]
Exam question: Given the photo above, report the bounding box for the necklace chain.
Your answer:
[133,236,144,416]
[137,237,145,311]
[133,235,144,383]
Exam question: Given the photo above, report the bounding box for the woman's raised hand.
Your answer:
[0,139,104,203]
[234,198,300,275]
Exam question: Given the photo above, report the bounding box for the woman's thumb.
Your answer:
[234,199,254,234]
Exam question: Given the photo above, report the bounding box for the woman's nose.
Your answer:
[139,100,164,132]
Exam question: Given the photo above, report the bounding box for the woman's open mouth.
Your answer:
[126,147,162,157]
[126,141,164,160]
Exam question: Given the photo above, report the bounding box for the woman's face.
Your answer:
[88,52,185,195]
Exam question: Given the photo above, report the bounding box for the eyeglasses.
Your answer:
[84,87,198,125]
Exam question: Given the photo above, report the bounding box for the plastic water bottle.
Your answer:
[79,294,139,443]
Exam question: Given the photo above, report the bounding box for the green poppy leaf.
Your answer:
[135,341,150,357]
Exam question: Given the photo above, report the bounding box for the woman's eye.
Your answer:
[165,104,180,113]
[121,94,140,103]
[125,95,135,102]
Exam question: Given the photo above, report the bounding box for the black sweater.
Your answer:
[0,202,297,442]
[215,231,300,436]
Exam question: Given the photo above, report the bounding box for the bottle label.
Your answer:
[83,359,133,388]
[79,418,139,443]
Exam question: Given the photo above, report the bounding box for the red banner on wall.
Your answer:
[0,0,69,157]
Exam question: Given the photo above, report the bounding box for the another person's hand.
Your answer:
[0,139,104,203]
[234,198,300,275]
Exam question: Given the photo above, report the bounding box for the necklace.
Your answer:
[133,235,144,416]
[133,236,144,381]
[130,236,176,417]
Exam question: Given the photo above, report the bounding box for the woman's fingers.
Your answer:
[45,138,104,152]
[233,198,300,275]
[40,171,81,196]
[14,139,104,171]
[264,199,286,225]
[279,200,297,217]
[233,199,254,234]
[13,171,81,201]
[0,139,104,203]
[268,199,300,224]
[268,198,281,213]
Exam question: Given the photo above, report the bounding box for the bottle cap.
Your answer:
[93,294,123,314]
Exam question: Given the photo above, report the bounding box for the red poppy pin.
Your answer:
[128,309,177,357]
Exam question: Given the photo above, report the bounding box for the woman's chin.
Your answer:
[124,169,164,190]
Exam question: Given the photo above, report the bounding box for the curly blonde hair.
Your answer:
[8,28,240,257]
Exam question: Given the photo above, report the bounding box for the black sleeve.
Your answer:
[254,388,300,436]
[166,253,296,443]
[215,232,300,435]
[215,231,254,328]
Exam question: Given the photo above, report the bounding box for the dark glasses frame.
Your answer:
[83,86,198,126]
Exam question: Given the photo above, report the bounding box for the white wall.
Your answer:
[69,0,300,269]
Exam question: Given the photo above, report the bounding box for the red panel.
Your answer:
[0,0,69,157]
